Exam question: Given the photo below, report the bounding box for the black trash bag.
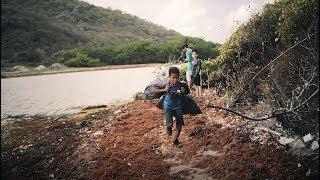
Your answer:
[156,95,201,115]
[143,78,169,100]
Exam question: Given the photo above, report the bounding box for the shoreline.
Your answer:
[1,99,132,121]
[1,63,163,79]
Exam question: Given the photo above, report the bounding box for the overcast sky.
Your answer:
[82,0,274,43]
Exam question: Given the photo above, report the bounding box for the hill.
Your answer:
[1,0,183,67]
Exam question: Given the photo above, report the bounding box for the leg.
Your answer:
[196,86,200,98]
[194,85,198,98]
[173,109,184,148]
[195,75,201,98]
[174,125,182,141]
[186,71,192,92]
[165,108,173,136]
[188,80,192,92]
[199,85,202,97]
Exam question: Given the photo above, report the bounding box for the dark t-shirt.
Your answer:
[163,81,189,110]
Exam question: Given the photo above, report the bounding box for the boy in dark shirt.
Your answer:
[151,67,189,148]
[191,49,203,98]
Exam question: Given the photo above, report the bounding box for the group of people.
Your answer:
[179,43,202,98]
[150,43,203,148]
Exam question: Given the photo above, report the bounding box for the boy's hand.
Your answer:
[164,84,170,92]
[150,87,157,93]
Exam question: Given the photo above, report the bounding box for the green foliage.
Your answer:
[159,37,220,61]
[277,0,319,44]
[56,38,220,66]
[1,0,182,67]
[210,0,319,134]
[211,0,319,86]
[179,60,219,83]
[2,0,221,67]
[64,53,100,67]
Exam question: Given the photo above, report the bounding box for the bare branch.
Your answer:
[206,103,274,121]
[289,88,319,112]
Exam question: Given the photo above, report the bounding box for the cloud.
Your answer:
[82,0,273,43]
[154,0,218,40]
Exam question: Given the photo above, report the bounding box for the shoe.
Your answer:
[166,126,172,136]
[173,139,183,148]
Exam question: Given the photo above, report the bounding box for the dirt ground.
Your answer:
[1,92,319,179]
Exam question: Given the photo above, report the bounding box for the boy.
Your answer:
[180,44,193,91]
[191,49,202,98]
[151,67,189,148]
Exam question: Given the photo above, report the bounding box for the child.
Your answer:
[151,67,189,148]
[191,49,202,98]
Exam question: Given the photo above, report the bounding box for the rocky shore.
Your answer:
[1,90,319,179]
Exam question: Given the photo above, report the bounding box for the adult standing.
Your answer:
[180,43,193,90]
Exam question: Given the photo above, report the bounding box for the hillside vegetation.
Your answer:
[205,0,319,135]
[1,0,220,67]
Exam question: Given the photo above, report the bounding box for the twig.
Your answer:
[289,88,319,112]
[206,103,274,121]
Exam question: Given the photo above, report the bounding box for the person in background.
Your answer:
[177,49,186,62]
[180,43,193,91]
[191,49,202,98]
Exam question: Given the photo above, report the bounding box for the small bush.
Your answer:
[64,53,100,67]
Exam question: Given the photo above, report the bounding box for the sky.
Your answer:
[82,0,275,43]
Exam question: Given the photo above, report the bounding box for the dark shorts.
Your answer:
[192,74,201,86]
[165,108,184,127]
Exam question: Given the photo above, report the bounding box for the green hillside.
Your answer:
[204,0,319,135]
[1,0,184,67]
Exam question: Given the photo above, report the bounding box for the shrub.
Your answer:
[64,53,100,67]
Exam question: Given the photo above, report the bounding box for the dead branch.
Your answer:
[207,86,318,121]
[227,31,319,108]
[206,103,275,121]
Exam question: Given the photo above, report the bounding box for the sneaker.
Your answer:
[173,139,183,148]
[166,126,172,136]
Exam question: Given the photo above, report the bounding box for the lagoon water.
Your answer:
[1,66,161,118]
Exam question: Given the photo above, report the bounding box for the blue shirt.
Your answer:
[163,82,184,110]
[186,49,193,71]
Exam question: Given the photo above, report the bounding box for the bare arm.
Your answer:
[150,84,170,93]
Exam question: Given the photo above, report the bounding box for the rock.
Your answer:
[297,163,301,168]
[133,92,144,100]
[303,133,313,143]
[279,137,295,146]
[294,139,306,149]
[72,5,85,14]
[114,110,121,115]
[290,148,314,157]
[56,10,70,20]
[49,174,54,178]
[127,163,132,166]
[306,169,311,176]
[92,131,103,137]
[35,65,46,70]
[50,63,66,69]
[310,141,319,150]
[12,65,29,72]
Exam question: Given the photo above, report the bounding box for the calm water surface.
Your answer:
[1,66,158,118]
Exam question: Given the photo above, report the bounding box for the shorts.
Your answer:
[186,70,192,82]
[165,108,184,127]
[192,74,201,86]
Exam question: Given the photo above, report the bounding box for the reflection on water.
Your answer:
[1,66,157,118]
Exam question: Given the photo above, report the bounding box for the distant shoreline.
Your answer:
[1,63,163,79]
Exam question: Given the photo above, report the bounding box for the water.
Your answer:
[1,66,159,118]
